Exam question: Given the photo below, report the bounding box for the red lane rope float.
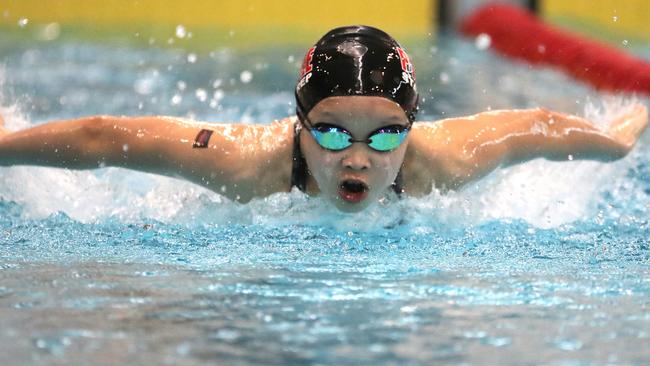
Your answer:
[459,4,650,96]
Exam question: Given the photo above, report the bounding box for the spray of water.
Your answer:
[0,66,645,229]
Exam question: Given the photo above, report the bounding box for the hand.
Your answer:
[607,103,648,150]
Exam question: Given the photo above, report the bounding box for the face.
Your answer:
[300,96,410,212]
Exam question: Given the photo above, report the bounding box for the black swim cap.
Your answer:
[295,25,419,122]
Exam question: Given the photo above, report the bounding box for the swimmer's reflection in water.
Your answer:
[0,25,647,212]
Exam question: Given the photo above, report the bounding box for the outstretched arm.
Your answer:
[410,104,648,190]
[0,115,293,201]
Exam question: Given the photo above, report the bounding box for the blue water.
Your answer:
[1,27,650,365]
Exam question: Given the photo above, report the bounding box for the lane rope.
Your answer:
[459,4,650,96]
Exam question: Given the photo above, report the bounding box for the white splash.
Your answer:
[0,74,644,228]
[240,71,253,84]
[475,33,492,50]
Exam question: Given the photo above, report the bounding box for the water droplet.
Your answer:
[475,33,492,50]
[213,89,224,101]
[622,39,629,46]
[175,25,187,39]
[240,70,253,83]
[176,81,186,91]
[171,94,182,105]
[613,16,618,22]
[212,79,222,88]
[122,144,129,152]
[37,23,60,41]
[187,53,197,63]
[568,154,574,161]
[287,55,295,63]
[17,18,28,27]
[439,72,450,84]
[134,78,154,95]
[195,88,207,102]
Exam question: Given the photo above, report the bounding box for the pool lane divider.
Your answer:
[459,3,650,97]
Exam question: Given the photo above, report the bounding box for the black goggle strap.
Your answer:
[295,91,310,127]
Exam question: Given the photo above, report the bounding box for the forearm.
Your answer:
[502,109,629,164]
[0,116,113,168]
[0,115,189,173]
[465,109,630,167]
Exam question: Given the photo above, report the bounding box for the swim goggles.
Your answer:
[300,116,412,152]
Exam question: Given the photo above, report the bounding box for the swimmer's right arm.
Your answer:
[0,115,294,202]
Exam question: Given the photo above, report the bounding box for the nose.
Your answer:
[341,143,371,171]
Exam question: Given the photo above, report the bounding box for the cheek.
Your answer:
[372,149,406,181]
[310,154,336,180]
[303,144,339,188]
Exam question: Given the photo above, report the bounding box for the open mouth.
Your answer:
[338,179,369,203]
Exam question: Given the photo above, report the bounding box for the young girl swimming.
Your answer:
[0,25,647,212]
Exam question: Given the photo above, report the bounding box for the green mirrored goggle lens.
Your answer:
[368,130,408,151]
[310,128,352,150]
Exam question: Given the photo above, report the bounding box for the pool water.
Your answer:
[1,29,649,365]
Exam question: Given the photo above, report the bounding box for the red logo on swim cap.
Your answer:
[300,46,315,78]
[396,47,415,79]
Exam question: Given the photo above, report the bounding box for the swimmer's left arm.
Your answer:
[412,104,648,189]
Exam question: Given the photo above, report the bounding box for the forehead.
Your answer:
[308,96,408,129]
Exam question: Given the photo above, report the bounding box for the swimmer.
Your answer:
[0,25,647,212]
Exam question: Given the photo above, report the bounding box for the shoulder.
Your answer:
[225,117,297,197]
[402,120,479,194]
[402,122,446,195]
